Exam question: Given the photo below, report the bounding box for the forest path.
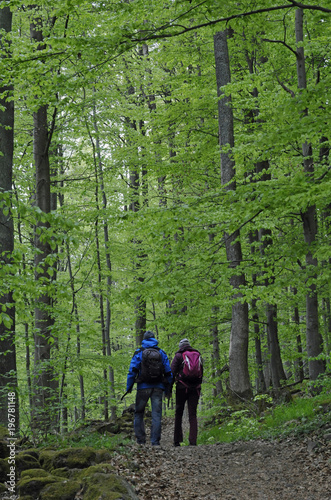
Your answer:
[110,417,331,499]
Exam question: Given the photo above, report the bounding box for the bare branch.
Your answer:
[286,0,331,13]
[129,3,330,44]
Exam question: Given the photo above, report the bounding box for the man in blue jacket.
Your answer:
[126,331,173,446]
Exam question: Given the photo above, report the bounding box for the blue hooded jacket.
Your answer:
[126,337,173,391]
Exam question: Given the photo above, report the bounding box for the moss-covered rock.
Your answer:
[74,463,115,479]
[20,448,40,460]
[39,479,82,500]
[21,468,50,479]
[56,447,96,469]
[17,474,59,497]
[52,467,70,478]
[16,451,40,473]
[82,471,139,500]
[18,462,138,500]
[39,450,57,471]
[95,449,112,463]
[0,426,9,440]
[0,457,10,482]
[40,447,97,471]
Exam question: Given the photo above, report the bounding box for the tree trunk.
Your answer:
[266,303,287,389]
[0,6,18,426]
[92,99,116,420]
[30,11,58,430]
[292,295,304,382]
[295,9,325,381]
[214,30,252,400]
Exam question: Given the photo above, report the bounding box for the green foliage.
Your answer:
[1,0,330,432]
[41,431,131,452]
[199,387,331,444]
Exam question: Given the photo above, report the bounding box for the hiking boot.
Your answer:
[174,442,180,447]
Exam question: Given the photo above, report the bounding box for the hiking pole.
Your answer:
[121,389,131,401]
[121,374,138,400]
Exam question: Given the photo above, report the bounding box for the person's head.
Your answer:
[179,338,191,350]
[143,330,155,340]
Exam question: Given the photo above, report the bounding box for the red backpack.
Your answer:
[179,350,203,386]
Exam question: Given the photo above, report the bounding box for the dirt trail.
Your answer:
[110,418,331,499]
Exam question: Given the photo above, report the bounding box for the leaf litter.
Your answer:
[110,417,331,499]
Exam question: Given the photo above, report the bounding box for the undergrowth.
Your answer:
[198,385,331,445]
[31,429,131,452]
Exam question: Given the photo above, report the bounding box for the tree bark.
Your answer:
[214,30,252,400]
[30,10,57,430]
[0,6,18,426]
[295,9,325,381]
[92,99,116,420]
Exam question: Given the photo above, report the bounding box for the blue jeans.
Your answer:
[134,388,163,445]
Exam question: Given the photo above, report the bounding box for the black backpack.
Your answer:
[139,347,164,383]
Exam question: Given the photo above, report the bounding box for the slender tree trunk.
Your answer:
[259,227,286,389]
[295,9,325,381]
[92,99,116,420]
[249,228,266,393]
[125,81,146,347]
[266,303,286,389]
[0,6,17,426]
[208,233,223,396]
[291,289,304,382]
[214,30,252,400]
[30,13,57,431]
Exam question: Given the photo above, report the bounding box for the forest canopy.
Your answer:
[0,0,330,434]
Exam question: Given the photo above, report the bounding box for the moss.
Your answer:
[75,463,115,480]
[18,474,59,497]
[0,458,10,482]
[52,467,70,478]
[21,469,50,479]
[16,452,40,473]
[39,479,82,500]
[95,449,112,463]
[0,426,9,440]
[39,450,57,471]
[20,448,40,460]
[40,447,96,471]
[83,472,135,500]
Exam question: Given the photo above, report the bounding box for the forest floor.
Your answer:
[109,417,331,500]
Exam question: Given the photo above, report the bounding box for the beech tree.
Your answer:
[0,0,329,431]
[214,29,252,400]
[0,4,17,425]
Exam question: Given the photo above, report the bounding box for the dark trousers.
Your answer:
[174,384,200,446]
[134,388,163,445]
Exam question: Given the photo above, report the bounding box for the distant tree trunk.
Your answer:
[214,30,252,400]
[124,78,147,347]
[92,98,116,420]
[266,303,287,389]
[291,288,304,382]
[208,233,223,396]
[259,226,286,389]
[129,164,147,347]
[295,9,325,381]
[0,6,18,426]
[249,229,266,393]
[210,318,223,396]
[320,140,330,370]
[30,10,58,430]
